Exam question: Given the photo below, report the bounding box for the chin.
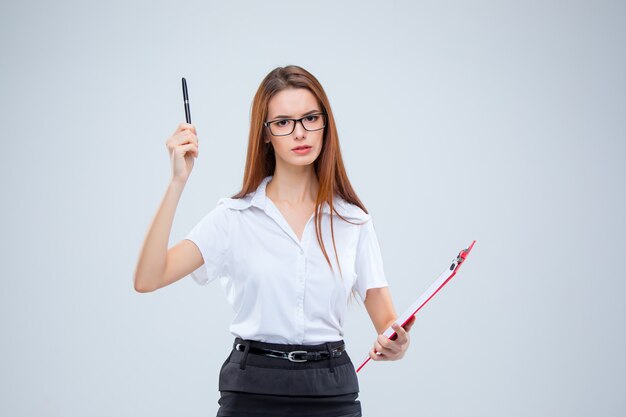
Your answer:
[290,158,317,166]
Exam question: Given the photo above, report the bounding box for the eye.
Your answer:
[276,120,289,127]
[305,115,318,122]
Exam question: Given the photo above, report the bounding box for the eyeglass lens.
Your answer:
[268,114,326,136]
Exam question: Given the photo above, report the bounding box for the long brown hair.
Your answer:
[231,65,369,304]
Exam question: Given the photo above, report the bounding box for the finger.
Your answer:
[404,316,417,332]
[167,129,196,148]
[375,339,395,354]
[391,323,409,344]
[377,334,393,350]
[178,143,198,157]
[369,348,384,361]
[175,122,197,135]
[176,143,199,158]
[378,338,401,356]
[175,130,199,146]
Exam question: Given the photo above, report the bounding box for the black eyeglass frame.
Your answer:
[263,112,328,136]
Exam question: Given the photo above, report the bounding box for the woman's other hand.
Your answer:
[368,315,416,361]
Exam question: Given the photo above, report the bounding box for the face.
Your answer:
[264,88,325,169]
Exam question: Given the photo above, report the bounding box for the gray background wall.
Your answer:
[1,0,624,416]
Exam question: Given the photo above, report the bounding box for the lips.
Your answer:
[292,145,312,150]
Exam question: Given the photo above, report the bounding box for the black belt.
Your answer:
[233,342,346,363]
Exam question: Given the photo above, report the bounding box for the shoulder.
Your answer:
[216,194,254,211]
[192,196,245,226]
[334,197,371,224]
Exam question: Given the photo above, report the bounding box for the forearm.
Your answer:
[373,314,398,335]
[366,287,417,362]
[364,287,398,334]
[134,180,186,292]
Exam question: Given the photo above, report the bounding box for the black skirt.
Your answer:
[216,337,362,417]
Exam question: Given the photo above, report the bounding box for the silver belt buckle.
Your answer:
[287,350,308,362]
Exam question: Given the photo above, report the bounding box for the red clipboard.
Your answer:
[356,240,476,373]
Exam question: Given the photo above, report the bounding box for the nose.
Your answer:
[293,119,307,139]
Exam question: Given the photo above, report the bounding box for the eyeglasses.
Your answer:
[263,112,327,136]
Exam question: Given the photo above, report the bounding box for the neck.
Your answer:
[266,166,318,205]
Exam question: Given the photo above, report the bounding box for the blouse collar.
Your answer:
[218,175,370,222]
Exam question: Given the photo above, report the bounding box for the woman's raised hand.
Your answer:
[166,122,199,184]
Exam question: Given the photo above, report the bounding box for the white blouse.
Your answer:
[184,175,389,345]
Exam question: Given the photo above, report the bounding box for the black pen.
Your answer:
[182,77,191,123]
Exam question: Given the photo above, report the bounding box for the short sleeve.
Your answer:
[353,217,389,302]
[183,202,230,286]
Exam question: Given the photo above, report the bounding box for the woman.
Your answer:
[134,65,416,416]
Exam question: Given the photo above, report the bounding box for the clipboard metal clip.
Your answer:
[450,240,476,271]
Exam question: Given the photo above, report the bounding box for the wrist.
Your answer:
[168,179,187,191]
